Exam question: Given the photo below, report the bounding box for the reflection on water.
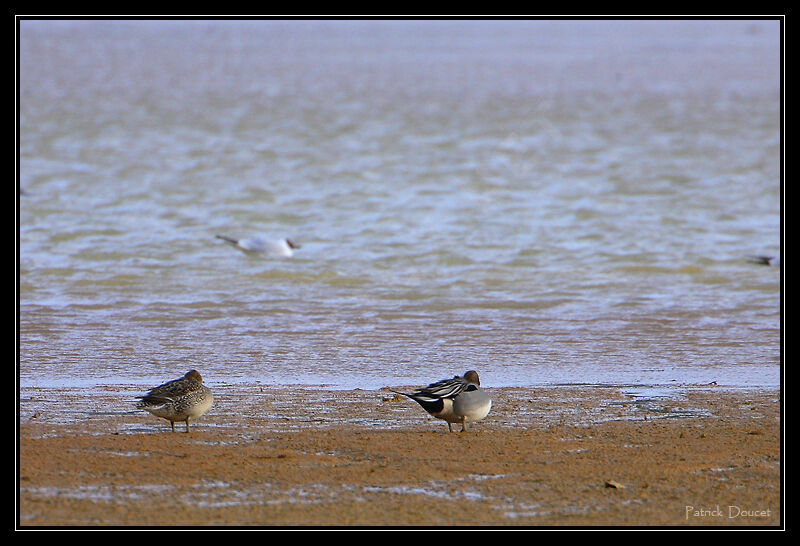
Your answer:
[19,19,781,390]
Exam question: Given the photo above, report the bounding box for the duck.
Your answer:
[392,370,492,432]
[746,255,780,266]
[136,370,214,433]
[215,234,300,257]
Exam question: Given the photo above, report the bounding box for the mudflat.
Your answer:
[18,385,781,527]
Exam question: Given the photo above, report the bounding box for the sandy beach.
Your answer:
[18,384,781,528]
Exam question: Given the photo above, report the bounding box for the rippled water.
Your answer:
[18,19,782,390]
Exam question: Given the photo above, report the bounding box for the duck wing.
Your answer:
[139,375,203,403]
[410,375,470,401]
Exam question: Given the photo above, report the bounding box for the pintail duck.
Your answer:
[392,370,492,432]
[215,234,300,257]
[137,370,213,432]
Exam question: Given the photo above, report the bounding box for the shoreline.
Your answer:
[18,385,782,527]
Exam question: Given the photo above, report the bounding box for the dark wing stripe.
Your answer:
[138,394,174,404]
[413,377,468,400]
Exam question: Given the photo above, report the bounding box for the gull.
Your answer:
[136,370,214,433]
[392,370,492,432]
[215,234,300,257]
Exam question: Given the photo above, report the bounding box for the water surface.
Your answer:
[19,19,782,391]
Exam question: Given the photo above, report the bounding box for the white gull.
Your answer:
[216,234,300,257]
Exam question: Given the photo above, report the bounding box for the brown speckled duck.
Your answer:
[137,370,213,433]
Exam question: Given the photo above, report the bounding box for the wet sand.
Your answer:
[18,385,782,527]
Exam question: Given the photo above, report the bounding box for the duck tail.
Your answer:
[391,390,444,413]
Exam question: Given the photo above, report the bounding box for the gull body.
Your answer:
[216,234,300,257]
[136,370,213,433]
[392,370,491,432]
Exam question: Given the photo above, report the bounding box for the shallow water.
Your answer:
[18,19,781,392]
